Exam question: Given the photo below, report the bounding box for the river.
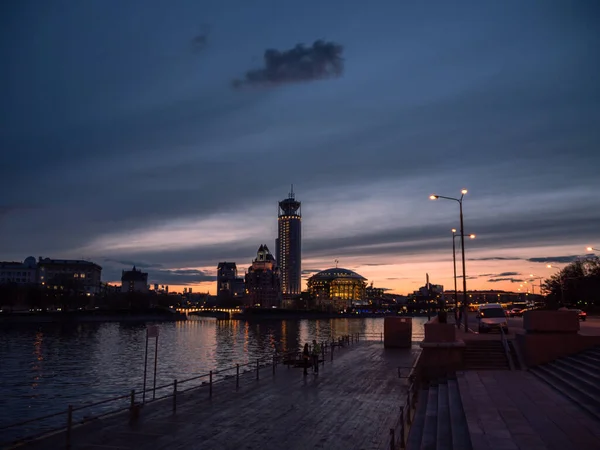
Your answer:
[0,316,426,441]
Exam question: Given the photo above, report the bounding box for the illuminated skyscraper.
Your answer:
[276,186,301,301]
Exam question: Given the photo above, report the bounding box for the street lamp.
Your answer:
[452,230,475,325]
[529,274,543,295]
[586,246,599,253]
[431,188,469,331]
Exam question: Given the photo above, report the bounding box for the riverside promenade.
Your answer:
[20,341,419,450]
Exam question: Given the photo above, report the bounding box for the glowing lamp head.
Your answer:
[451,228,457,233]
[469,234,476,239]
[587,247,593,251]
[547,264,552,268]
[461,189,468,195]
[429,194,438,200]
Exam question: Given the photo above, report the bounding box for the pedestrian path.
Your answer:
[24,343,419,450]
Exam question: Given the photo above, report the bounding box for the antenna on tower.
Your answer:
[335,259,339,268]
[289,184,294,199]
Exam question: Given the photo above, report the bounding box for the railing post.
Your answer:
[236,364,240,390]
[128,389,137,424]
[209,371,213,398]
[256,359,259,380]
[330,342,334,362]
[65,405,73,450]
[172,380,178,414]
[272,355,276,375]
[321,342,325,367]
[389,428,395,450]
[381,332,383,342]
[400,407,405,448]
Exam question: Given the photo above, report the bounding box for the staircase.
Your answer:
[463,340,510,370]
[530,346,600,420]
[406,378,472,450]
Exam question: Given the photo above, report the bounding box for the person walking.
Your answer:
[311,340,321,374]
[302,343,310,376]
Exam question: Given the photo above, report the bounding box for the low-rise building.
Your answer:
[0,256,38,285]
[38,257,102,295]
[307,268,367,311]
[245,245,281,308]
[121,266,148,293]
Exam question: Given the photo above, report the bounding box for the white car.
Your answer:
[477,303,509,333]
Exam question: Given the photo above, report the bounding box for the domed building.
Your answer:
[306,268,367,311]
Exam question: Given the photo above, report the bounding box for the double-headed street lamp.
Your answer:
[430,189,469,331]
[452,229,475,324]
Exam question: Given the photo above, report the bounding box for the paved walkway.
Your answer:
[458,370,600,450]
[25,343,418,450]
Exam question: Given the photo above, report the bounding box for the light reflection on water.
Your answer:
[0,317,425,434]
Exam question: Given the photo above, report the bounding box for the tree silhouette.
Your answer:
[542,258,600,309]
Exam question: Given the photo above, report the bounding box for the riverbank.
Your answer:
[0,309,187,324]
[231,308,431,321]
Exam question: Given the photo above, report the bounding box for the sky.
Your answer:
[1,0,599,295]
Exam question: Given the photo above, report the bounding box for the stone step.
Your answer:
[584,347,600,358]
[406,389,429,450]
[553,359,600,387]
[420,386,438,450]
[531,365,600,421]
[563,355,599,373]
[547,361,600,396]
[578,353,600,366]
[436,382,451,450]
[447,379,472,450]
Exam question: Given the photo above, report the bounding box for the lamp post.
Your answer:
[452,229,475,326]
[529,274,543,295]
[431,189,469,331]
[586,246,599,253]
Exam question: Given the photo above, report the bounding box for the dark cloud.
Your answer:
[301,269,322,275]
[526,255,583,264]
[233,40,344,88]
[101,258,164,269]
[488,278,524,283]
[457,275,478,280]
[151,269,215,285]
[191,25,210,52]
[470,257,522,261]
[497,272,520,277]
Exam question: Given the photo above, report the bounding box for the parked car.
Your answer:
[476,303,509,333]
[570,309,587,321]
[507,308,523,317]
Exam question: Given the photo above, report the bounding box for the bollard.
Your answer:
[273,355,276,375]
[400,407,405,448]
[209,371,213,398]
[172,380,178,414]
[236,364,240,390]
[128,389,138,424]
[66,404,73,450]
[256,359,259,380]
[321,342,325,367]
[330,342,334,362]
[389,428,395,450]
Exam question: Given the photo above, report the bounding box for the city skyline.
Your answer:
[1,1,599,295]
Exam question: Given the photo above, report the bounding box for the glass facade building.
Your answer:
[276,188,301,301]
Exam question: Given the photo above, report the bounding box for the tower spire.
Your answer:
[289,184,294,199]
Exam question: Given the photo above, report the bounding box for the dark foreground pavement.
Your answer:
[23,342,418,450]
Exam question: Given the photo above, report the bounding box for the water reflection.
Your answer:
[0,317,425,431]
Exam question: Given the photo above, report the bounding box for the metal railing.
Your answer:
[499,326,514,371]
[389,350,422,449]
[0,334,361,449]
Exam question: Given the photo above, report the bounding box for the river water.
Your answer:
[0,316,426,441]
